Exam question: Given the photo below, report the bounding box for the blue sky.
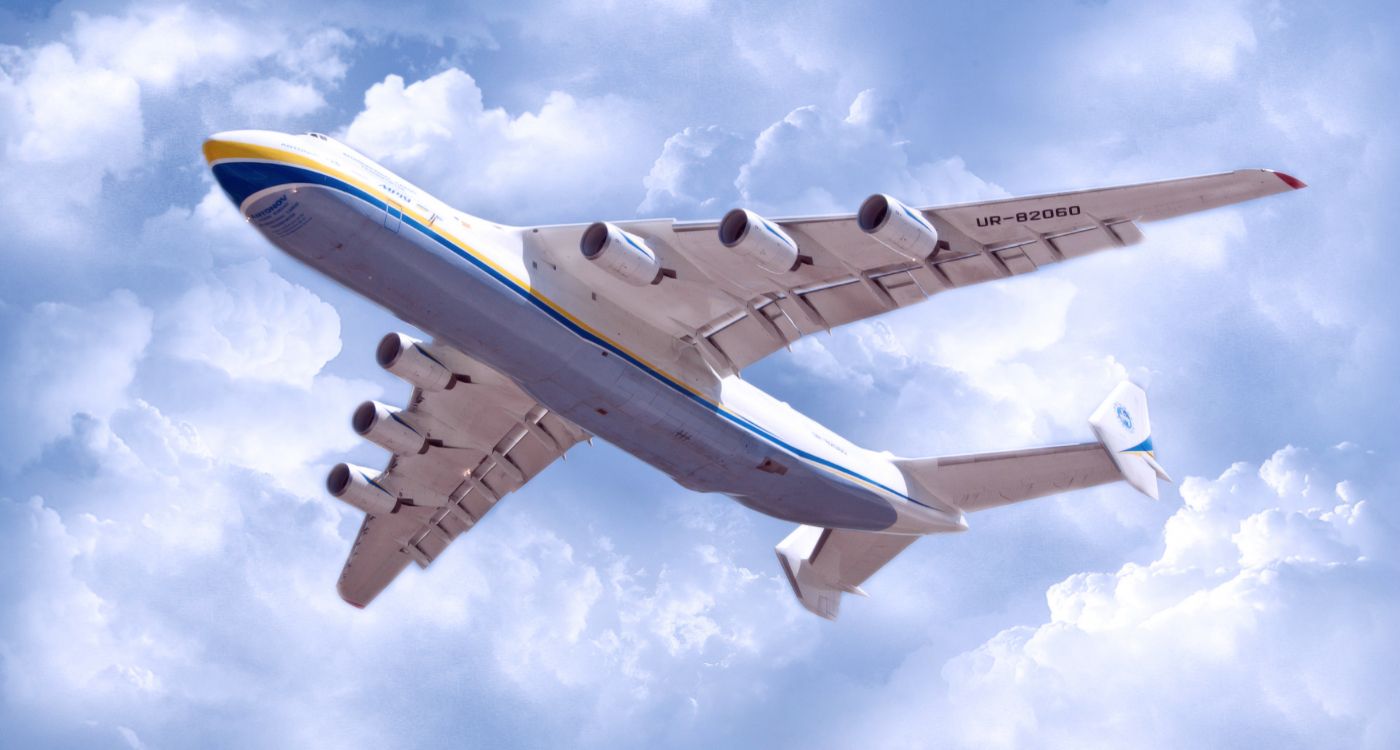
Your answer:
[1,1,1397,747]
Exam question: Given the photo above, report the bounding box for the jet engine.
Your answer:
[353,400,429,455]
[327,463,398,516]
[377,332,454,391]
[718,209,800,273]
[580,222,664,285]
[857,194,940,260]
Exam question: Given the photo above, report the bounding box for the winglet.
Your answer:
[1268,170,1307,190]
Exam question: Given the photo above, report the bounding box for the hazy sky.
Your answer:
[1,1,1396,748]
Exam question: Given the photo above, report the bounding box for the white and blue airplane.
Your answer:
[205,130,1303,618]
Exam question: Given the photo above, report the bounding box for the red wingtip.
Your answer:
[1272,171,1307,190]
[345,599,366,609]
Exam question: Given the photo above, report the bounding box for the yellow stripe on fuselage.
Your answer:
[204,140,721,401]
[204,140,907,504]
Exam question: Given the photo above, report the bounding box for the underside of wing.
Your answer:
[331,333,589,608]
[527,169,1302,374]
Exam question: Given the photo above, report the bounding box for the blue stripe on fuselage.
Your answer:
[211,159,930,510]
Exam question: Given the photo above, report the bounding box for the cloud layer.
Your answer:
[0,1,1396,748]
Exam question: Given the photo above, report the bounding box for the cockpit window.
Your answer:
[307,132,329,141]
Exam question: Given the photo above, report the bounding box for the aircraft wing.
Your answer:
[528,169,1303,373]
[335,340,590,608]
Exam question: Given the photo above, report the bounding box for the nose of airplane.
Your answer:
[202,129,284,165]
[204,130,299,210]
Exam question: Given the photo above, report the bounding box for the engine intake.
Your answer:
[857,194,940,260]
[377,332,454,391]
[718,209,800,273]
[327,463,398,516]
[580,222,664,286]
[353,400,429,455]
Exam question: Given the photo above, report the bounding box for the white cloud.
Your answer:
[0,42,143,228]
[1060,0,1258,86]
[162,372,374,497]
[159,258,342,387]
[916,276,1079,374]
[0,5,352,245]
[640,90,1006,220]
[275,28,353,83]
[342,69,661,222]
[738,91,1006,214]
[0,400,816,745]
[638,125,748,216]
[70,5,276,90]
[0,2,1395,748]
[914,444,1397,749]
[230,77,327,120]
[0,495,166,725]
[0,290,153,467]
[138,184,274,268]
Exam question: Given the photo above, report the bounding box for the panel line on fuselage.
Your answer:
[207,144,929,511]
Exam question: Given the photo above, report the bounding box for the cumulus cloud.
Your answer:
[0,291,152,467]
[736,90,1005,214]
[159,258,342,387]
[846,443,1399,750]
[0,391,815,746]
[274,27,353,84]
[230,77,327,120]
[0,495,166,743]
[137,184,275,269]
[638,125,749,217]
[69,5,278,90]
[0,1,1396,749]
[0,42,144,225]
[341,69,662,223]
[0,4,352,247]
[639,89,1005,217]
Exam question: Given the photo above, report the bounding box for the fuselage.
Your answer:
[204,130,965,535]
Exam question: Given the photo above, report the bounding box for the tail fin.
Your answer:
[1087,381,1171,499]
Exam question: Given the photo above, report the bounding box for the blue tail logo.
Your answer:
[1115,403,1133,432]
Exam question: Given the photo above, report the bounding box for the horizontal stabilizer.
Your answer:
[893,381,1167,512]
[895,442,1122,513]
[776,525,918,620]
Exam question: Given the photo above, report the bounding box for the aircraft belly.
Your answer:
[244,186,897,531]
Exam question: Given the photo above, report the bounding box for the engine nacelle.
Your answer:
[857,194,939,260]
[580,222,663,286]
[377,332,454,391]
[326,463,398,516]
[353,400,429,455]
[718,209,800,273]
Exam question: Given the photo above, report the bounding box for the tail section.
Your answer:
[892,380,1169,514]
[1087,381,1171,499]
[778,381,1169,620]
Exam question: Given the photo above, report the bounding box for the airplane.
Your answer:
[204,129,1304,619]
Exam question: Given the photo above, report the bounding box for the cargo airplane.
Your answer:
[205,130,1303,618]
